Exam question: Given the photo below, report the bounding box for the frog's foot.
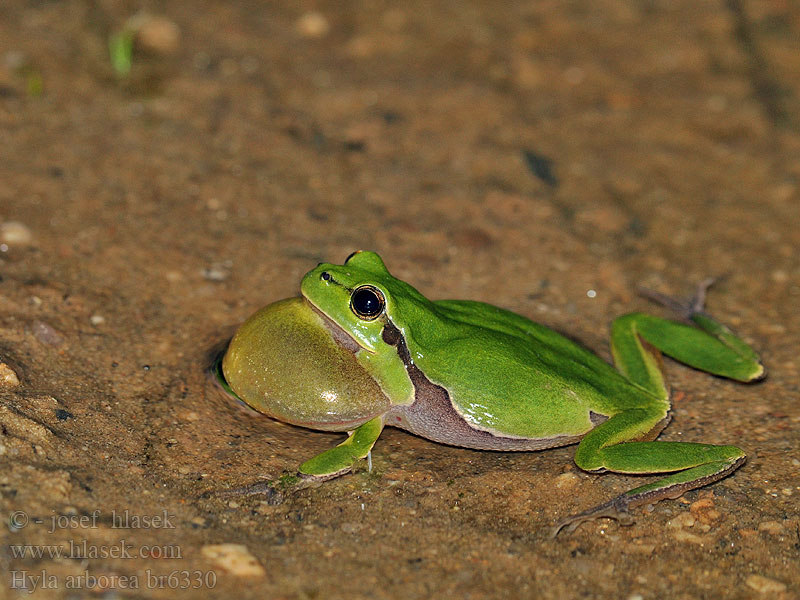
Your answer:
[634,279,764,382]
[638,277,718,321]
[551,495,635,538]
[209,473,313,506]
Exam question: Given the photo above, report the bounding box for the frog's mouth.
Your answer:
[303,298,365,355]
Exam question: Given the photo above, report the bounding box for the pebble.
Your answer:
[182,410,200,422]
[201,544,266,577]
[553,472,579,488]
[129,13,181,54]
[89,314,105,326]
[745,574,786,593]
[0,362,20,388]
[671,529,704,544]
[0,221,33,246]
[738,528,758,538]
[689,498,722,525]
[296,12,330,38]
[770,270,788,283]
[757,520,785,535]
[666,512,695,528]
[202,262,231,281]
[32,320,64,347]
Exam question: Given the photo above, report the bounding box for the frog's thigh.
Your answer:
[299,416,384,478]
[574,408,667,471]
[612,313,763,386]
[575,408,745,478]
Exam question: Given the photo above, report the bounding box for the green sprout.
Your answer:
[109,28,135,77]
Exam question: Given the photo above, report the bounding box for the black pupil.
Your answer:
[352,288,382,317]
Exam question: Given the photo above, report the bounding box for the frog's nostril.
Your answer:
[321,271,331,281]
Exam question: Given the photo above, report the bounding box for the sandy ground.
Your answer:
[1,1,798,598]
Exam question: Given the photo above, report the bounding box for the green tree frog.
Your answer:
[218,251,764,534]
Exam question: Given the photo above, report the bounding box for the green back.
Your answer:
[404,299,652,438]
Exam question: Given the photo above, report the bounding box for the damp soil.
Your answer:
[1,1,799,598]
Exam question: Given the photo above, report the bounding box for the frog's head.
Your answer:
[300,251,429,354]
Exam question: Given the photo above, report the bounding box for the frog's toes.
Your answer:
[689,277,717,314]
[551,497,634,538]
[297,467,353,484]
[208,475,309,505]
[638,277,720,321]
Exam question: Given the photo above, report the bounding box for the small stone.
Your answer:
[89,314,105,326]
[201,544,266,577]
[202,263,231,282]
[667,512,696,528]
[757,520,785,535]
[745,574,786,593]
[625,542,655,555]
[689,498,722,525]
[0,363,20,388]
[689,498,715,512]
[32,320,64,347]
[55,409,74,421]
[771,270,788,283]
[130,14,181,54]
[296,12,330,38]
[0,221,33,246]
[671,529,704,544]
[738,528,758,538]
[554,472,579,488]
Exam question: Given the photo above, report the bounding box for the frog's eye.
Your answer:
[350,285,385,320]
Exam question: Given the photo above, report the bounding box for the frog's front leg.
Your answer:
[299,415,384,480]
[216,416,384,504]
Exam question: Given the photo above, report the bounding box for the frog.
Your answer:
[218,251,764,535]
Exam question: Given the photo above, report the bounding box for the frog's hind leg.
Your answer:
[611,281,765,387]
[553,408,746,537]
[553,284,763,536]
